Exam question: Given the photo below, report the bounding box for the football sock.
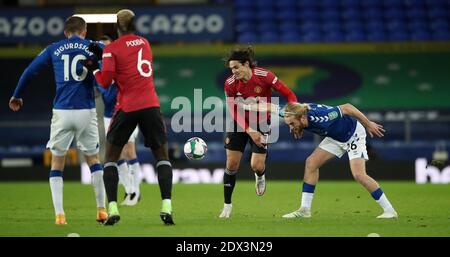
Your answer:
[117,159,132,194]
[371,188,395,212]
[301,182,316,209]
[49,170,64,215]
[104,162,119,203]
[156,160,173,199]
[90,163,106,208]
[224,169,237,204]
[128,159,141,195]
[161,199,172,214]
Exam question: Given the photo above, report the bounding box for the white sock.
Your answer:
[376,193,395,212]
[129,162,142,195]
[49,177,64,215]
[301,192,314,210]
[91,170,106,208]
[118,161,132,194]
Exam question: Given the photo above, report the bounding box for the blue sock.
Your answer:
[371,188,383,200]
[128,158,139,165]
[302,182,316,193]
[89,163,103,173]
[117,159,126,166]
[49,170,63,177]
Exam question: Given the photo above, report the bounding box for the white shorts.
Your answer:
[318,122,369,161]
[104,117,139,143]
[47,109,100,156]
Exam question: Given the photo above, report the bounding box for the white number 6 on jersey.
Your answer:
[137,48,152,77]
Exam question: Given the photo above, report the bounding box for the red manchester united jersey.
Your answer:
[101,34,159,112]
[224,67,297,130]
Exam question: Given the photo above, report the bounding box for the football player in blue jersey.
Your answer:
[9,16,108,225]
[280,102,398,219]
[97,35,142,206]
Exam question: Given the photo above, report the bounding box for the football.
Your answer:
[184,137,208,160]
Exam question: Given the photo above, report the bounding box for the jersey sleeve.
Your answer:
[13,46,52,98]
[100,45,116,73]
[94,44,116,88]
[266,70,298,102]
[225,80,249,131]
[309,105,342,128]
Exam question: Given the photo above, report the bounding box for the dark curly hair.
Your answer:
[224,45,257,68]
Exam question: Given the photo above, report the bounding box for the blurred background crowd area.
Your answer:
[0,0,449,170]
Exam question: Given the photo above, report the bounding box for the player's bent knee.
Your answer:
[305,156,319,172]
[250,164,265,173]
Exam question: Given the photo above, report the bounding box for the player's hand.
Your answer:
[290,127,303,140]
[246,128,264,148]
[81,57,99,72]
[9,96,23,112]
[366,121,385,138]
[88,43,103,59]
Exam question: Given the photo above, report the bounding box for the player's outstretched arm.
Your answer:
[9,97,23,112]
[339,103,385,138]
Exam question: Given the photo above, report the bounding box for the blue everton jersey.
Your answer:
[305,103,357,142]
[97,84,117,118]
[13,35,96,109]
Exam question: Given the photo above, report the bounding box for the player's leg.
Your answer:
[124,127,142,206]
[106,117,131,204]
[46,109,76,225]
[250,153,267,196]
[282,146,335,218]
[103,110,137,225]
[347,123,397,218]
[84,154,107,223]
[76,108,109,223]
[117,156,132,205]
[139,107,174,225]
[220,131,247,218]
[50,155,67,225]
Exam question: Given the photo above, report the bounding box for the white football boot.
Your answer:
[120,193,130,206]
[376,210,398,219]
[282,207,312,218]
[127,192,141,206]
[255,173,266,196]
[219,203,232,218]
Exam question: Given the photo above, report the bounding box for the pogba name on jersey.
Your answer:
[126,38,145,47]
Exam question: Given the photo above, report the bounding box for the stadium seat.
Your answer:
[322,21,342,33]
[341,7,362,20]
[340,0,361,8]
[411,30,432,41]
[298,0,317,8]
[346,30,366,42]
[233,0,253,8]
[321,8,341,21]
[432,31,450,40]
[256,22,277,33]
[385,8,406,20]
[237,32,258,44]
[260,31,280,43]
[406,7,428,20]
[361,0,381,8]
[363,7,384,20]
[324,31,345,42]
[367,30,388,42]
[389,31,410,41]
[281,32,302,42]
[277,9,297,22]
[302,31,322,42]
[298,7,320,21]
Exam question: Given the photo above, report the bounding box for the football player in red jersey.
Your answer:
[83,9,174,225]
[219,46,298,218]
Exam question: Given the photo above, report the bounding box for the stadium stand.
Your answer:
[234,0,450,43]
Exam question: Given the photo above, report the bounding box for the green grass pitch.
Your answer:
[0,181,449,237]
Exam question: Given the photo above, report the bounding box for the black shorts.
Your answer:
[224,122,270,154]
[107,107,167,150]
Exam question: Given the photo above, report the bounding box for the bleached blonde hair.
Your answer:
[284,102,311,118]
